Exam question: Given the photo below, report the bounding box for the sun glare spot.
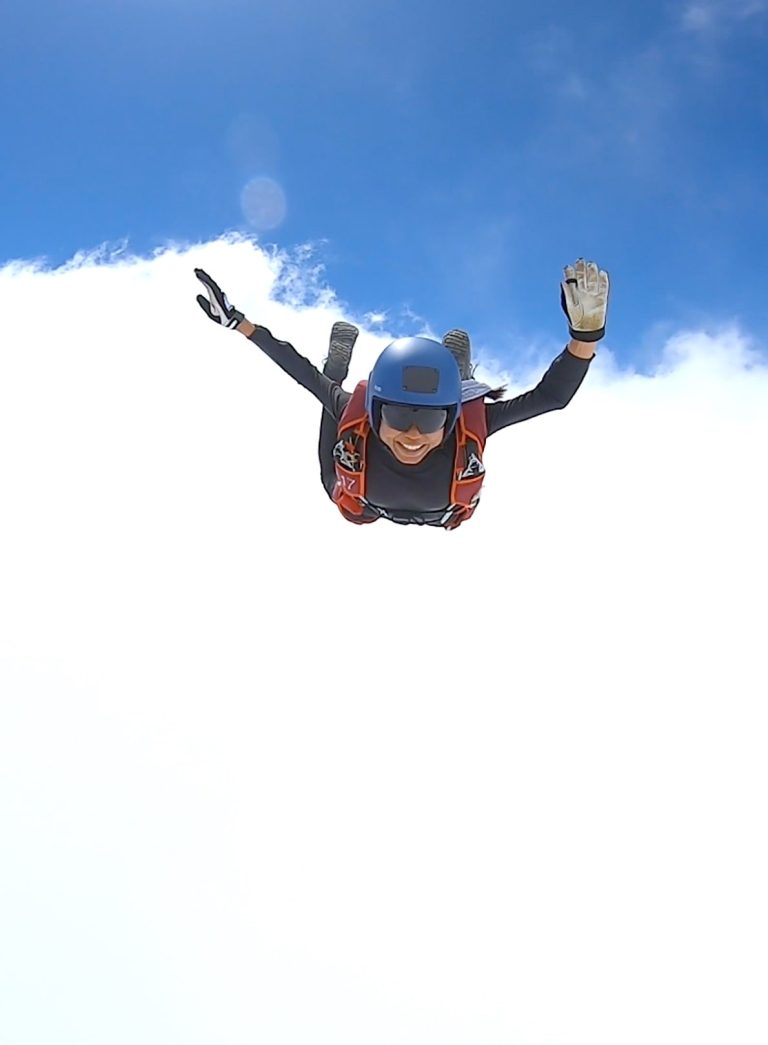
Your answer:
[240,176,287,231]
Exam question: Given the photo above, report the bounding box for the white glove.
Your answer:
[560,258,610,342]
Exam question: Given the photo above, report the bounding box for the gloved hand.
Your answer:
[560,258,610,342]
[195,268,245,329]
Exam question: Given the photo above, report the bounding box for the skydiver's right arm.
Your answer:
[194,268,347,421]
[238,321,347,421]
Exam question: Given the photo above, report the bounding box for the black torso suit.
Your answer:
[246,327,593,525]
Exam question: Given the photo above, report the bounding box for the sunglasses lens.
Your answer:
[381,404,448,434]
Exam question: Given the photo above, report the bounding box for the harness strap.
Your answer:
[332,380,488,529]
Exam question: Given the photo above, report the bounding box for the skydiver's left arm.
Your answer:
[486,258,608,436]
[485,342,594,436]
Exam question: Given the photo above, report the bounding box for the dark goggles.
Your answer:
[380,403,449,434]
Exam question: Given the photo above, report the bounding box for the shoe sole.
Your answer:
[323,321,359,382]
[442,329,473,380]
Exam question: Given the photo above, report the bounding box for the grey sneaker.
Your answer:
[442,328,472,380]
[323,321,359,384]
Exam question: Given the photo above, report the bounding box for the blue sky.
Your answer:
[2,0,767,363]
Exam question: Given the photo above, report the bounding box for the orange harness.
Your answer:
[331,380,488,530]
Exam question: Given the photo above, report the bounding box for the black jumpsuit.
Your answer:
[246,326,594,525]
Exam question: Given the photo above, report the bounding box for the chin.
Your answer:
[396,450,430,465]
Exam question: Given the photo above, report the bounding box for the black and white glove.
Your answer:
[560,258,610,342]
[195,268,245,329]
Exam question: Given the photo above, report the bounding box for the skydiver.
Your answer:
[194,258,609,529]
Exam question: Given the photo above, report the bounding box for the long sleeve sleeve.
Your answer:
[246,325,350,421]
[486,347,593,437]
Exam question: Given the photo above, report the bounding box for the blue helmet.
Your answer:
[365,336,462,436]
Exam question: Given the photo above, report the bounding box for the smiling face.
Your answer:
[377,416,446,465]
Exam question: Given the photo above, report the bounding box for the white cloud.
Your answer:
[1,238,766,1045]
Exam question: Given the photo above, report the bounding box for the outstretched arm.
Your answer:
[486,257,609,436]
[194,269,348,421]
[240,320,348,421]
[485,346,593,435]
